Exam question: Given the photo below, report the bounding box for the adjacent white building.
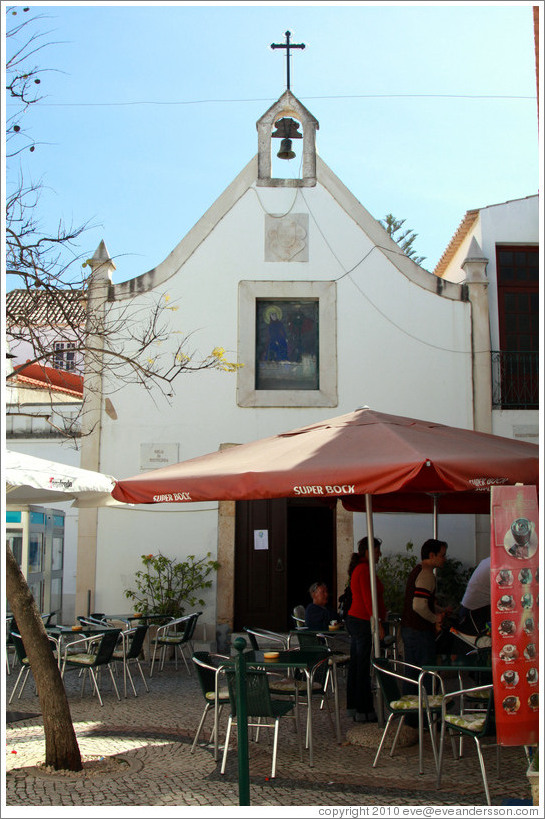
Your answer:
[434,195,539,442]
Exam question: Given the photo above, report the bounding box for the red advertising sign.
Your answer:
[490,485,539,746]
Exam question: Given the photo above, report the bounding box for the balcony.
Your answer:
[491,351,539,410]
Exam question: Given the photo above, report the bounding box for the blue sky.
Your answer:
[4,1,541,283]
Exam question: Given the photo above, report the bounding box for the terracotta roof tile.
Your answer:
[12,362,83,397]
[433,195,537,279]
[6,289,86,327]
[433,210,479,278]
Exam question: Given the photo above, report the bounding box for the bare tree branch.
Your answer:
[5,7,241,448]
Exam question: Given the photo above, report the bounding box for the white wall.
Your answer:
[353,511,478,569]
[92,170,475,625]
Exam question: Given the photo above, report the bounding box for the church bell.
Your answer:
[277,138,296,160]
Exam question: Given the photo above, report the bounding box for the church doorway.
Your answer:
[233,498,336,632]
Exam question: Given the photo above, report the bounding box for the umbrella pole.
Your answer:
[433,494,438,538]
[365,495,384,725]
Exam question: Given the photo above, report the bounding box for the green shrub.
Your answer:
[377,541,417,615]
[124,551,219,618]
[377,541,473,615]
[436,557,473,611]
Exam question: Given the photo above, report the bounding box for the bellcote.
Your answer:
[256,90,319,187]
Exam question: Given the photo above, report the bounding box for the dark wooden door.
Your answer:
[234,498,288,631]
[234,498,336,632]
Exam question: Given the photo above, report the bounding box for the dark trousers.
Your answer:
[401,625,437,695]
[345,615,374,715]
[401,626,437,728]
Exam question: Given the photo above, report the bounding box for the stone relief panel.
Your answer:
[265,214,309,262]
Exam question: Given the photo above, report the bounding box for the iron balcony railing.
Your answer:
[491,351,539,410]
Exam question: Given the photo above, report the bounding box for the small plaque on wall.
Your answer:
[140,443,180,471]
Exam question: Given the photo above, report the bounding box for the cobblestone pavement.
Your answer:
[3,651,534,812]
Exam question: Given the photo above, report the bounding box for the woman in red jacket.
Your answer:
[345,536,386,722]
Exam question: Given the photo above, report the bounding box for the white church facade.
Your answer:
[7,89,538,636]
[73,88,524,638]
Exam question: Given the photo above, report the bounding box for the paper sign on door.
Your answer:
[254,529,269,550]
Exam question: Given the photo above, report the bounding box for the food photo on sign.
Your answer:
[490,485,539,747]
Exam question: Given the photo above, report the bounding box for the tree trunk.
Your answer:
[6,544,83,771]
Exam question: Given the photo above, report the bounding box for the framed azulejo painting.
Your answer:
[255,299,319,390]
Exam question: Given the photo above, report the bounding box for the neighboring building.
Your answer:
[6,292,85,623]
[6,288,86,376]
[434,195,539,442]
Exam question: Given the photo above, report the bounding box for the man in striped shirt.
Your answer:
[401,539,449,695]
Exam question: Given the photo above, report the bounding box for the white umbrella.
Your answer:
[4,449,124,507]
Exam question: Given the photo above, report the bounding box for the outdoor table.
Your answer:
[419,661,493,774]
[102,613,175,625]
[221,646,341,768]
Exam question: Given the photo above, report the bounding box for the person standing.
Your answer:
[345,536,386,723]
[401,538,448,690]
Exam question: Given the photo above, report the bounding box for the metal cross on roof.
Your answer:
[270,30,305,91]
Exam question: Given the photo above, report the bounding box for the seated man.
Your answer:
[458,556,491,635]
[450,556,492,659]
[305,581,337,629]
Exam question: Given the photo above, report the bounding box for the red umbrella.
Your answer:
[112,407,538,660]
[112,408,538,507]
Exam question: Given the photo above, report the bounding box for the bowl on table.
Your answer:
[263,651,279,660]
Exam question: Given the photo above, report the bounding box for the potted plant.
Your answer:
[125,551,219,619]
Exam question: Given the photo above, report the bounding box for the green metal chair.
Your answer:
[8,630,58,703]
[291,629,349,705]
[61,628,122,706]
[436,683,497,805]
[111,624,149,698]
[77,615,108,626]
[267,647,334,750]
[220,667,301,779]
[40,611,58,627]
[6,616,16,675]
[150,612,201,676]
[291,605,306,629]
[242,626,288,651]
[191,651,230,760]
[291,629,327,648]
[372,657,445,771]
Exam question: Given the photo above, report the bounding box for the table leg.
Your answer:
[418,671,425,775]
[123,637,128,699]
[306,670,313,767]
[332,660,341,743]
[55,635,62,669]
